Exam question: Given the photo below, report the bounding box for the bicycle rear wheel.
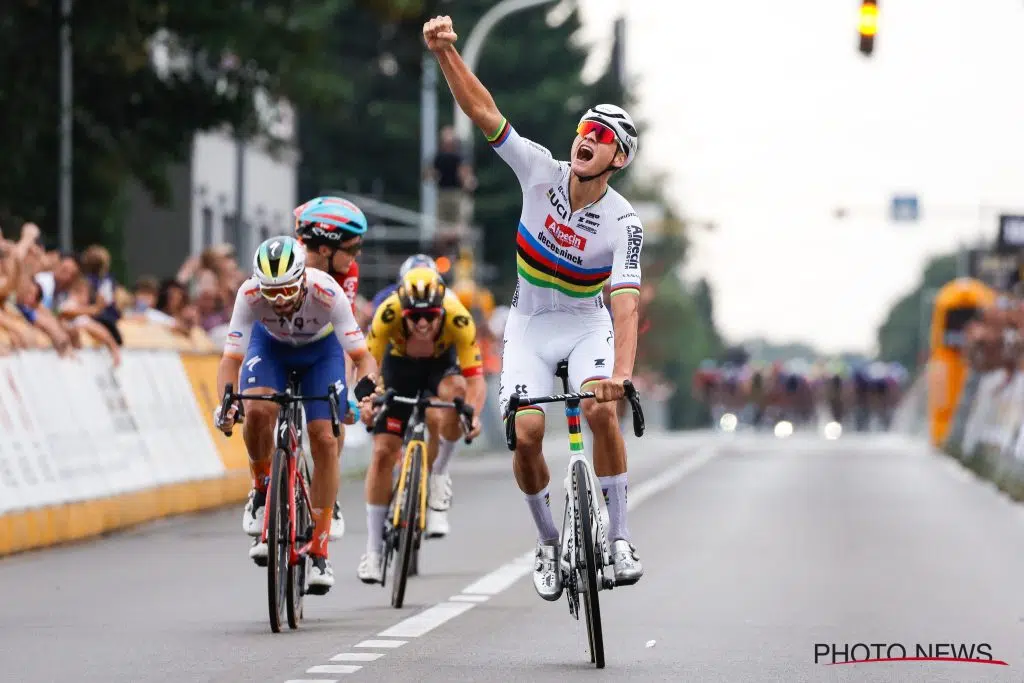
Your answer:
[286,458,311,629]
[574,459,605,668]
[391,442,424,609]
[267,448,290,633]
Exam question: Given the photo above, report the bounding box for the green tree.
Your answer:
[298,0,632,296]
[876,252,959,370]
[1,0,348,274]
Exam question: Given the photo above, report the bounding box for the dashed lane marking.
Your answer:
[284,442,720,680]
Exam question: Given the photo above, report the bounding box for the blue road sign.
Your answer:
[891,195,919,222]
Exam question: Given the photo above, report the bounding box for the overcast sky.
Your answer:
[574,0,1024,354]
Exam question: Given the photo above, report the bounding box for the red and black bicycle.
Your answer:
[220,372,343,633]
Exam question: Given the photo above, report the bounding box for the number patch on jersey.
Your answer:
[452,315,470,328]
[381,305,396,324]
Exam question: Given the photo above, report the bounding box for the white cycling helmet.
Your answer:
[253,236,306,299]
[579,103,638,169]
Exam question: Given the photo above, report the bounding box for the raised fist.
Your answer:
[423,15,458,53]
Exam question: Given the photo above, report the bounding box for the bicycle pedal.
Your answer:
[602,577,615,590]
[252,556,268,568]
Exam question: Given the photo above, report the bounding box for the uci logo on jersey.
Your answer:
[546,188,569,221]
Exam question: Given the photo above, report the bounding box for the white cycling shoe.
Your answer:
[533,542,563,601]
[329,501,345,541]
[610,539,644,586]
[307,556,335,595]
[242,488,266,537]
[357,551,384,584]
[426,474,452,538]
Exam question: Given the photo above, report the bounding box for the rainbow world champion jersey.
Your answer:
[488,118,644,314]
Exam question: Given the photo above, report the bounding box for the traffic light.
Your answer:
[858,0,878,56]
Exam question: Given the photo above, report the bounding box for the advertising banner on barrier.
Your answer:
[0,354,67,510]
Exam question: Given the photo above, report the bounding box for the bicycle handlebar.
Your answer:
[218,382,344,438]
[365,388,476,445]
[502,380,645,452]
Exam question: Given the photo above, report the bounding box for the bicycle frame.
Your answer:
[559,398,614,596]
[263,384,315,564]
[392,418,429,533]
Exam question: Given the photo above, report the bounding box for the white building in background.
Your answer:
[124,33,298,281]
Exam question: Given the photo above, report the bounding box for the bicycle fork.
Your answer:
[558,400,614,607]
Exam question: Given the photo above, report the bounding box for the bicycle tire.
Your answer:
[574,459,605,668]
[391,442,424,609]
[286,457,311,629]
[267,447,290,633]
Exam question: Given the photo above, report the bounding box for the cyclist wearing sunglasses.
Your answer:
[355,266,486,584]
[369,253,439,311]
[295,195,368,539]
[294,196,366,315]
[425,14,644,600]
[215,235,378,594]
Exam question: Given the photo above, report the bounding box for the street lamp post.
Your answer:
[59,0,73,253]
[453,0,559,160]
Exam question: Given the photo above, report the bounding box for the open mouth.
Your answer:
[576,145,594,162]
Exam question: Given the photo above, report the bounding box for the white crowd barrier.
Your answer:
[0,349,249,556]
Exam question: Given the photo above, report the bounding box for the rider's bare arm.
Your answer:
[608,213,644,381]
[329,289,378,384]
[426,17,504,138]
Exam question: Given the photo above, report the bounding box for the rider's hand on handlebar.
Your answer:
[214,403,239,435]
[359,395,377,428]
[467,414,482,440]
[591,376,627,403]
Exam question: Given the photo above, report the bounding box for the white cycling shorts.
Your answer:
[498,308,614,419]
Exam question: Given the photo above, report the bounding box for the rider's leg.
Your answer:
[569,325,643,586]
[296,337,349,591]
[358,433,402,583]
[426,370,466,538]
[238,327,287,542]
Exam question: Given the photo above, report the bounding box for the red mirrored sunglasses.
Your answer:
[577,120,617,145]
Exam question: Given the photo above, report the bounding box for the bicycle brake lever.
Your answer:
[327,385,341,438]
[504,394,520,451]
[623,380,645,437]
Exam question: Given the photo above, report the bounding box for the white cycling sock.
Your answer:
[366,504,388,554]
[599,474,629,542]
[525,487,560,544]
[432,437,457,475]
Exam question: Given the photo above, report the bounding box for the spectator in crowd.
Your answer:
[56,275,122,365]
[79,244,123,345]
[427,125,477,250]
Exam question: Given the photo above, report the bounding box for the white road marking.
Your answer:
[286,680,337,683]
[449,594,491,602]
[451,444,721,599]
[307,664,362,674]
[377,601,476,638]
[330,653,383,662]
[285,439,720,682]
[354,639,406,648]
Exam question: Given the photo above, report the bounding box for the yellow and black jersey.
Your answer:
[366,292,483,377]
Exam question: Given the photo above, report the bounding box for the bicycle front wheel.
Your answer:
[286,457,311,629]
[574,459,605,668]
[391,442,424,609]
[267,448,290,633]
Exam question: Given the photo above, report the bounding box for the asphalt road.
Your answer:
[4,429,1024,682]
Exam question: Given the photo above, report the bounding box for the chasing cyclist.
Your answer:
[294,196,368,539]
[370,253,438,310]
[356,266,485,584]
[424,15,644,600]
[214,236,378,593]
